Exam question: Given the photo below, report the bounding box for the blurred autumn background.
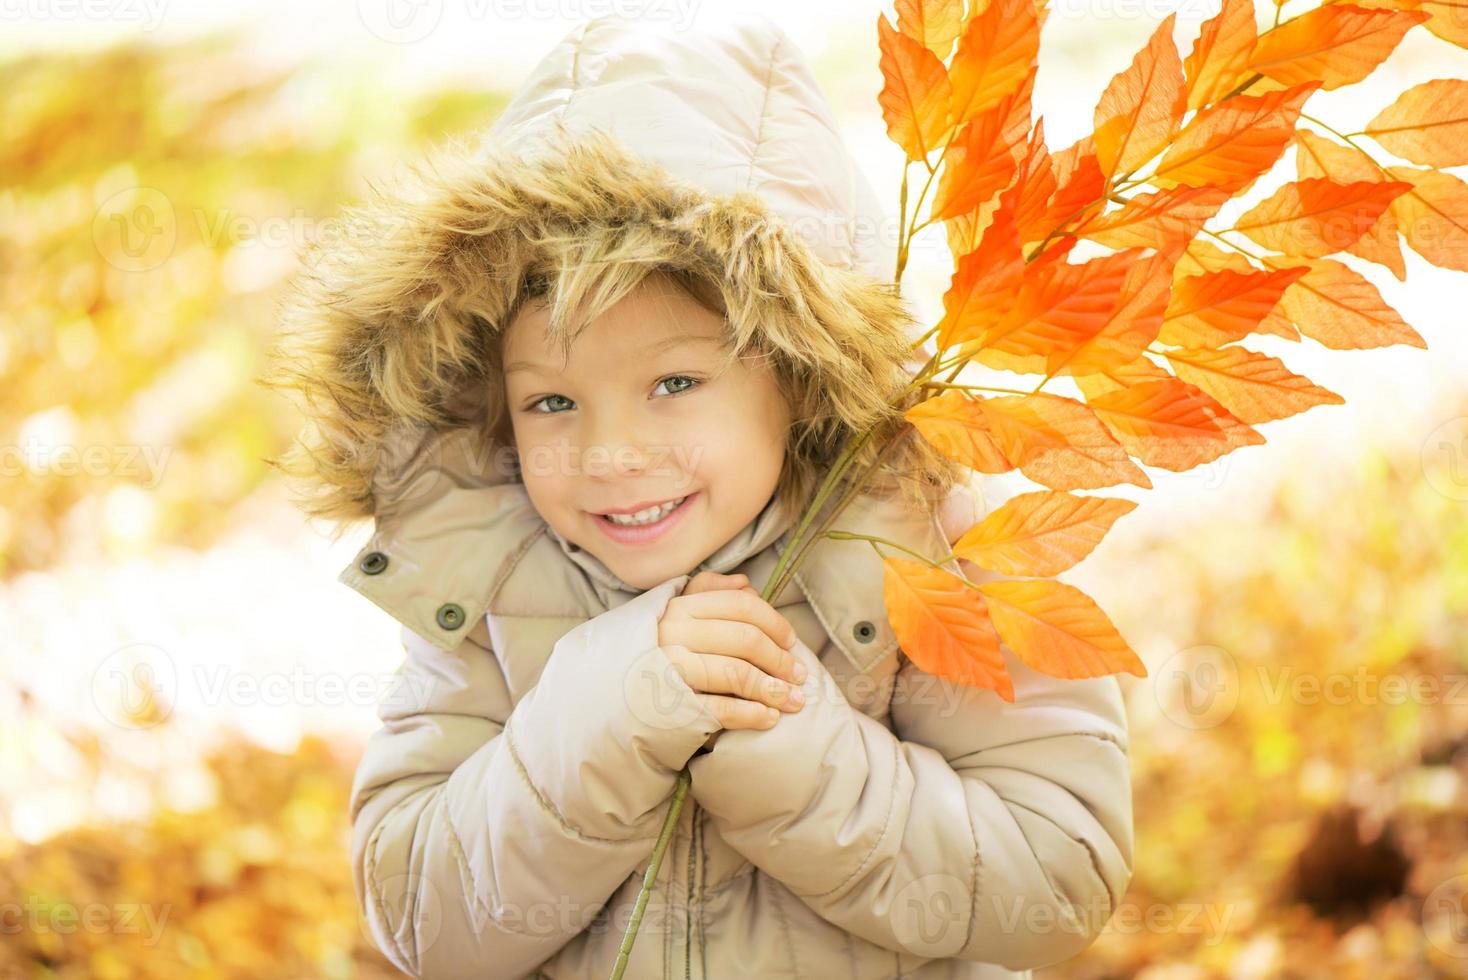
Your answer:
[2,1,1467,977]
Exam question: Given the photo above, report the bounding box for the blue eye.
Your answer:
[655,375,701,396]
[527,394,574,414]
[523,376,700,415]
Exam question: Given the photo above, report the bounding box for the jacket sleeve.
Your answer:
[350,575,720,979]
[686,571,1134,971]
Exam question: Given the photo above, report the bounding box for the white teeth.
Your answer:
[604,497,686,526]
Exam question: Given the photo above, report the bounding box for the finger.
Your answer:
[681,652,803,712]
[663,618,801,688]
[678,588,799,652]
[694,692,781,731]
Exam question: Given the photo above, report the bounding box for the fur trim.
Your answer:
[261,122,965,533]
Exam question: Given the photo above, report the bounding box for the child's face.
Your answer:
[501,273,792,591]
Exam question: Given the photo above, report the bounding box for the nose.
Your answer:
[581,408,653,479]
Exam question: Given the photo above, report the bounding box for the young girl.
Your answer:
[266,13,1133,979]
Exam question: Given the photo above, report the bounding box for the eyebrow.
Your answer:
[504,334,726,375]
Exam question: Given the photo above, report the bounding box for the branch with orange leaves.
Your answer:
[612,0,1464,970]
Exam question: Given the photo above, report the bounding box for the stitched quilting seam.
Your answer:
[744,33,784,192]
[505,716,656,844]
[810,736,902,901]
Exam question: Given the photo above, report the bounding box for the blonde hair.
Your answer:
[261,124,966,533]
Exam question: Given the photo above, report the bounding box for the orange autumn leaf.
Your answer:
[1384,165,1468,273]
[944,204,992,260]
[969,392,1153,490]
[1160,264,1310,347]
[895,0,965,61]
[878,12,953,161]
[1270,256,1427,349]
[1093,12,1187,179]
[1085,376,1266,469]
[905,388,1014,474]
[1183,0,1258,110]
[1176,241,1301,340]
[1074,354,1177,399]
[952,489,1138,577]
[883,556,1012,700]
[1151,81,1321,193]
[1079,184,1232,252]
[1041,133,1107,236]
[975,246,1146,372]
[1294,128,1407,280]
[1404,0,1468,50]
[1163,346,1345,424]
[976,577,1148,679]
[1048,246,1183,378]
[947,0,1046,129]
[932,93,1026,220]
[1246,4,1428,91]
[1007,120,1063,247]
[1232,177,1412,257]
[935,187,1024,350]
[1363,79,1468,167]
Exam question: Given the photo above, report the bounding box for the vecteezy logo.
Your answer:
[360,871,445,965]
[357,0,444,44]
[1422,416,1468,502]
[1153,644,1240,730]
[91,642,177,729]
[1423,873,1468,959]
[889,874,968,957]
[92,187,176,273]
[623,646,714,732]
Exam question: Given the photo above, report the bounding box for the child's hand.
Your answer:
[658,571,808,737]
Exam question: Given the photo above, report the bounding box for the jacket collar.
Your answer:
[336,427,960,676]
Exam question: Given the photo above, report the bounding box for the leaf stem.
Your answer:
[1298,111,1393,178]
[610,769,690,980]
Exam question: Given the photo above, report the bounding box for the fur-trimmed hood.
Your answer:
[264,11,954,534]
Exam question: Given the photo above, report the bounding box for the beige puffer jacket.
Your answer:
[316,13,1134,979]
[343,430,1133,980]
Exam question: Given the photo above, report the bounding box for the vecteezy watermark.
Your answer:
[91,643,177,729]
[1423,872,1468,959]
[1041,0,1220,22]
[0,0,168,31]
[887,879,1239,957]
[355,0,701,45]
[626,648,982,731]
[1154,644,1468,730]
[0,897,172,946]
[1154,644,1241,731]
[94,190,416,274]
[891,873,970,957]
[362,872,445,965]
[92,187,176,273]
[517,442,705,486]
[1145,455,1233,493]
[90,643,440,729]
[362,870,691,964]
[1422,415,1468,503]
[0,436,171,489]
[356,428,707,518]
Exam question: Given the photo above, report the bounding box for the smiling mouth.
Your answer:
[597,495,690,526]
[589,491,700,544]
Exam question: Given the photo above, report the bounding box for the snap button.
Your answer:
[853,620,876,643]
[359,551,388,575]
[436,603,466,630]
